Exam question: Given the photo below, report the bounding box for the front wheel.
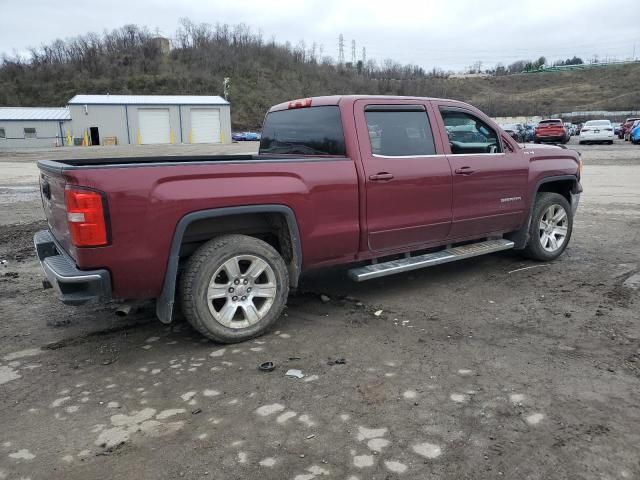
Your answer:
[521,193,573,261]
[180,234,289,343]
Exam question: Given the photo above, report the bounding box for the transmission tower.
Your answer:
[338,34,345,65]
[351,40,356,65]
[362,47,366,64]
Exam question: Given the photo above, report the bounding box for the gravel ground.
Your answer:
[0,138,639,480]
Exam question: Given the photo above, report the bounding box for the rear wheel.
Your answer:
[522,193,573,261]
[180,234,289,343]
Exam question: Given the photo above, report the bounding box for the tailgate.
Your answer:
[537,124,564,135]
[39,167,73,256]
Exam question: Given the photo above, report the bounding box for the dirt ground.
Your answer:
[0,139,639,480]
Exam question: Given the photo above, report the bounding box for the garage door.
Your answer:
[191,108,221,143]
[138,109,171,144]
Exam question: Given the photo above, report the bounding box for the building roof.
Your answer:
[68,94,229,106]
[0,107,70,121]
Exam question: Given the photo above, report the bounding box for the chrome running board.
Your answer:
[348,239,514,281]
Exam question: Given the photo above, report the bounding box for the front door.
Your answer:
[355,100,453,252]
[433,104,528,238]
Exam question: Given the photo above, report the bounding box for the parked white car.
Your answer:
[579,120,614,144]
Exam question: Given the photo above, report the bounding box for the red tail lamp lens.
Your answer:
[65,187,108,247]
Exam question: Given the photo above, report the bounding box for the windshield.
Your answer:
[259,106,346,156]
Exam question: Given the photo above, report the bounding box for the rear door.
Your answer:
[354,100,452,251]
[432,103,528,238]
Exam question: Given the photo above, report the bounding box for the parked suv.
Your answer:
[534,119,569,144]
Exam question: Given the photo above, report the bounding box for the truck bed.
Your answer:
[37,152,361,300]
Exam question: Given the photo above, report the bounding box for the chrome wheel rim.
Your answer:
[539,204,568,252]
[206,255,277,329]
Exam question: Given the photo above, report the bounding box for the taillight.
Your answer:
[288,98,312,109]
[64,187,109,247]
[605,128,613,131]
[581,128,589,132]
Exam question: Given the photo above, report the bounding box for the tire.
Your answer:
[579,141,585,145]
[608,140,614,145]
[180,234,289,343]
[521,192,573,261]
[534,140,541,144]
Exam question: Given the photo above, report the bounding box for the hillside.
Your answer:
[1,22,639,128]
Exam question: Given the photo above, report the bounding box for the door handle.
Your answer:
[454,167,476,175]
[369,172,394,181]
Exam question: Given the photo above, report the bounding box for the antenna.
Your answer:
[338,34,345,65]
[351,40,356,65]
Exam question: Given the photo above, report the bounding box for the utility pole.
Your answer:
[338,34,345,65]
[351,40,356,65]
[223,77,230,101]
[362,47,366,64]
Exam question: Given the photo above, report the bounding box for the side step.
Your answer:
[348,239,515,282]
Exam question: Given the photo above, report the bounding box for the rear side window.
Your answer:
[259,106,346,155]
[24,127,37,138]
[0,128,5,138]
[364,108,436,156]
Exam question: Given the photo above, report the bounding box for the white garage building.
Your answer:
[68,94,232,146]
[0,107,70,148]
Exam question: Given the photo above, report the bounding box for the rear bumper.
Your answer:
[34,229,111,305]
[580,133,614,141]
[535,135,565,142]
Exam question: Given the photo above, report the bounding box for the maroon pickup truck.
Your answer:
[35,95,582,343]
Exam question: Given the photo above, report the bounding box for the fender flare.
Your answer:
[156,204,302,324]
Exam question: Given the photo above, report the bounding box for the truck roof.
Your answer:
[268,95,461,112]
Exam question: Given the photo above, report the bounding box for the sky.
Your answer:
[0,0,637,71]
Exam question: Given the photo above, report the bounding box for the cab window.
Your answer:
[440,109,501,154]
[364,106,436,157]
